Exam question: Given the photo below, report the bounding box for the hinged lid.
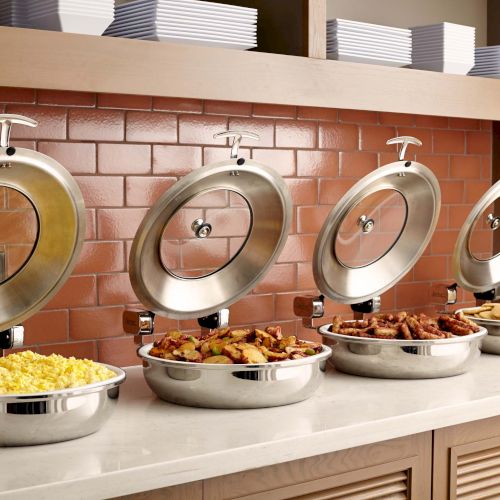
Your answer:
[129,132,292,319]
[452,180,500,294]
[0,115,85,330]
[314,138,441,304]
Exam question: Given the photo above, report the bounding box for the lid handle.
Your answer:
[386,136,422,161]
[0,114,38,148]
[213,130,259,159]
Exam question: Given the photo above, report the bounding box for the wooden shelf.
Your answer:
[3,26,500,120]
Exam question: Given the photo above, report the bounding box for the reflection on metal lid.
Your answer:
[453,180,500,293]
[129,158,291,319]
[314,160,440,304]
[160,190,252,279]
[335,189,407,269]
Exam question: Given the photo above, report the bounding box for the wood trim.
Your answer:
[305,0,327,59]
[3,27,500,119]
[112,481,202,500]
[204,432,432,499]
[433,415,500,499]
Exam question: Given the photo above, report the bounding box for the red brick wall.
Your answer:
[0,87,492,367]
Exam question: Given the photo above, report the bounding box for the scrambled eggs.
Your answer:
[0,350,116,394]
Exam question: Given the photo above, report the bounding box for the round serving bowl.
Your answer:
[456,309,500,355]
[318,324,487,379]
[0,364,126,447]
[138,343,332,408]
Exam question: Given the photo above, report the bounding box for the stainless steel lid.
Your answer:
[452,180,500,293]
[129,131,292,319]
[0,115,85,330]
[314,136,441,304]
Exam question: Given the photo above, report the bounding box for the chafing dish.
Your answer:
[138,343,331,408]
[318,323,486,379]
[451,181,500,353]
[124,130,330,408]
[0,114,125,446]
[295,136,484,378]
[0,364,126,446]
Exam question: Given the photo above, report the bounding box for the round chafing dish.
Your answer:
[139,344,331,409]
[0,115,125,446]
[0,364,125,447]
[452,181,500,354]
[304,136,484,378]
[319,323,486,379]
[127,131,329,408]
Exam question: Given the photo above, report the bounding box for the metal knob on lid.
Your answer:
[213,130,259,159]
[386,135,422,161]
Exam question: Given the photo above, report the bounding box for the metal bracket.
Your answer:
[350,296,381,320]
[0,325,24,356]
[430,283,458,313]
[213,130,259,159]
[386,136,422,161]
[198,309,230,335]
[293,295,325,329]
[123,309,155,347]
[474,288,500,305]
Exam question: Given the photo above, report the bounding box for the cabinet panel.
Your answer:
[204,432,432,499]
[112,481,202,500]
[434,415,500,500]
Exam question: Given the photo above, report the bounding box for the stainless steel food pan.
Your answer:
[138,344,332,408]
[319,324,486,379]
[0,364,126,447]
[456,309,500,355]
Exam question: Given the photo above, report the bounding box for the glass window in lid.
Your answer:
[468,201,499,261]
[159,190,252,278]
[335,189,407,268]
[0,187,38,282]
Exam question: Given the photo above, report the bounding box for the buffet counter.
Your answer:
[4,356,500,499]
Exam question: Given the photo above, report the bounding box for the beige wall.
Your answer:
[327,0,488,46]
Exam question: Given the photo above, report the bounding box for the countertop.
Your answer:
[4,356,500,499]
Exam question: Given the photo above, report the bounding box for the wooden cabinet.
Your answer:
[434,415,500,500]
[117,433,432,499]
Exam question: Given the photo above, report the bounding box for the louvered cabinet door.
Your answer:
[204,432,432,500]
[434,415,500,500]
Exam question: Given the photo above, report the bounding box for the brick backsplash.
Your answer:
[0,86,493,367]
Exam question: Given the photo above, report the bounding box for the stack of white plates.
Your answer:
[104,0,257,50]
[0,0,114,35]
[326,19,411,67]
[469,46,500,78]
[410,22,475,74]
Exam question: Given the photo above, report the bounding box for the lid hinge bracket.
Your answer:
[294,295,325,329]
[350,296,381,320]
[123,309,155,347]
[198,309,230,335]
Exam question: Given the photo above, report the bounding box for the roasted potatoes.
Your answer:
[149,325,322,364]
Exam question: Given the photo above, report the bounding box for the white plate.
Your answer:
[409,60,474,74]
[135,33,256,50]
[328,37,410,49]
[29,12,113,35]
[105,27,255,43]
[117,1,257,20]
[328,26,410,41]
[327,52,409,67]
[118,0,256,16]
[330,31,410,43]
[108,16,256,34]
[328,18,410,35]
[111,12,256,31]
[105,26,256,43]
[115,5,256,24]
[327,48,410,61]
[327,44,411,57]
[411,22,475,31]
